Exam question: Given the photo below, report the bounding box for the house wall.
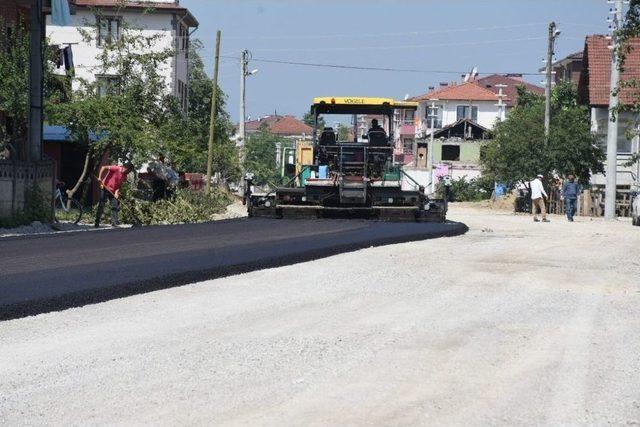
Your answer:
[589,106,640,186]
[46,8,185,97]
[416,100,501,132]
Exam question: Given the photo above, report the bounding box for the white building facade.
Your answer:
[46,0,198,110]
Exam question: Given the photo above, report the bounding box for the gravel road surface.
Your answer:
[1,206,639,425]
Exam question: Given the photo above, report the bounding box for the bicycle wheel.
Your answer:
[54,196,83,224]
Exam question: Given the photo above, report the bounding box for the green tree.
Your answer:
[336,123,351,141]
[48,9,182,203]
[158,40,239,183]
[482,83,604,186]
[244,123,287,186]
[0,18,67,159]
[303,111,325,130]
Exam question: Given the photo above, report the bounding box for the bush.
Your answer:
[436,176,494,202]
[0,183,53,228]
[118,185,232,225]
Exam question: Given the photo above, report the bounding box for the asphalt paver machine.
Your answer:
[246,97,447,222]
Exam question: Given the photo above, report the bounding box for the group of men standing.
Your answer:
[530,174,581,223]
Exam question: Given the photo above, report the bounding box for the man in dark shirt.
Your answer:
[562,174,581,222]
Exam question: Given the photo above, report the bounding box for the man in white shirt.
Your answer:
[530,174,549,222]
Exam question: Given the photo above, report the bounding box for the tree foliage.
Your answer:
[482,82,605,186]
[158,40,239,183]
[0,18,67,158]
[47,9,238,201]
[244,123,287,186]
[303,111,325,130]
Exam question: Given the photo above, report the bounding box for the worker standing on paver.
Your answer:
[95,162,134,228]
[561,174,581,222]
[531,174,549,222]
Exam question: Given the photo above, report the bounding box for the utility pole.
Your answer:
[605,0,625,220]
[495,84,507,122]
[205,30,221,195]
[237,50,257,195]
[427,99,439,194]
[238,50,248,152]
[27,0,44,162]
[544,21,560,141]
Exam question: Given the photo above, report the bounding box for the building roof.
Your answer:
[582,35,640,106]
[408,81,505,102]
[73,0,198,26]
[245,115,313,137]
[476,74,544,107]
[432,118,490,140]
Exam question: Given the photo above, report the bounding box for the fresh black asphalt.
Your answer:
[0,218,468,321]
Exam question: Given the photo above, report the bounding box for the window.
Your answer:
[97,16,121,46]
[426,104,443,128]
[96,75,119,97]
[456,105,478,122]
[403,138,414,154]
[595,109,638,154]
[441,144,461,161]
[177,25,189,51]
[176,79,188,112]
[403,110,415,125]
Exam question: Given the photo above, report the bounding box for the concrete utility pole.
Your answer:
[238,50,257,195]
[544,21,560,141]
[427,99,439,194]
[238,50,248,154]
[28,0,44,162]
[605,0,625,220]
[206,30,221,195]
[495,84,507,122]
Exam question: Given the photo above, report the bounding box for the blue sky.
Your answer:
[182,0,610,122]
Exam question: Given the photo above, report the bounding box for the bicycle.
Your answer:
[54,181,83,224]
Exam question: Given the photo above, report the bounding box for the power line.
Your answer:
[215,22,551,41]
[218,55,543,76]
[239,36,548,53]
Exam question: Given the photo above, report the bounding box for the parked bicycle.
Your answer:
[54,181,83,224]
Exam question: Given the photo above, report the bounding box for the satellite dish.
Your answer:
[404,94,409,101]
[471,66,478,79]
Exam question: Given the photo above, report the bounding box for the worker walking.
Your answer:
[561,174,581,222]
[531,174,549,222]
[95,162,134,228]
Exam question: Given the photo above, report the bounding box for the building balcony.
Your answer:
[399,124,415,136]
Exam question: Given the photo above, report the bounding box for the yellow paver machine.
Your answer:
[245,97,447,222]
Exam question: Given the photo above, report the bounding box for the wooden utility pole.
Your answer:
[206,30,221,195]
[544,21,557,141]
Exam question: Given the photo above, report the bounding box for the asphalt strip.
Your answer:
[0,218,468,321]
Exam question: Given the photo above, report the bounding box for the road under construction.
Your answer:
[0,218,467,321]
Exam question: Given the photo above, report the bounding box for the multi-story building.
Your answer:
[399,76,543,182]
[577,35,640,186]
[46,0,198,111]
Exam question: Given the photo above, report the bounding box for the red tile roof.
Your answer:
[74,0,198,26]
[245,115,313,136]
[476,74,544,107]
[583,35,640,106]
[409,81,505,102]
